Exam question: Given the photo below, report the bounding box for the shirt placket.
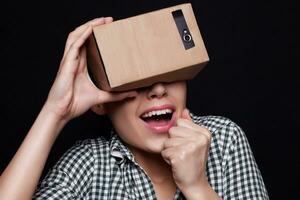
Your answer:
[110,134,185,200]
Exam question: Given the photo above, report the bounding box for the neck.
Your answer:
[128,146,173,184]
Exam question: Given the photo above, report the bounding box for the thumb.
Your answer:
[181,108,192,121]
[97,90,138,104]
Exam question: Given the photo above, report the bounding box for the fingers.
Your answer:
[67,25,92,59]
[161,145,187,166]
[95,90,138,105]
[176,109,211,139]
[170,122,211,143]
[63,18,104,58]
[104,16,113,23]
[169,126,195,138]
[63,17,113,58]
[176,118,211,139]
[60,25,92,76]
[163,137,187,149]
[77,46,87,73]
[59,16,114,78]
[161,147,175,165]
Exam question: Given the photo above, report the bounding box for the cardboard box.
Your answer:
[86,3,209,91]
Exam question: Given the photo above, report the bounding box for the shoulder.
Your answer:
[53,137,110,174]
[190,114,233,129]
[35,137,111,198]
[190,113,247,149]
[188,113,269,199]
[190,113,242,133]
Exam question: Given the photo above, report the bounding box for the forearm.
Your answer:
[0,105,66,200]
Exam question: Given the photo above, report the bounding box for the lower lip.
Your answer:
[140,112,176,134]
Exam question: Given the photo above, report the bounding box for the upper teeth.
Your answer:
[142,109,173,118]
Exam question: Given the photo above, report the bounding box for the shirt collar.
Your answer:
[109,130,135,164]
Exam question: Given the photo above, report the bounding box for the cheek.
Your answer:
[110,110,134,129]
[169,82,187,106]
[107,98,138,118]
[107,99,139,135]
[176,91,186,105]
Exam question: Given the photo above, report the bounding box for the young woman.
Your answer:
[0,17,269,200]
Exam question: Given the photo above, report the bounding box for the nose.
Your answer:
[147,83,167,99]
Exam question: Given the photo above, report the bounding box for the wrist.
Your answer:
[180,180,220,200]
[40,104,69,133]
[41,102,70,125]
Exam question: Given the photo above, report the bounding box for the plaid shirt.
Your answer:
[33,114,269,199]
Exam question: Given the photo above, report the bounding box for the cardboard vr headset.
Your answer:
[86,3,209,91]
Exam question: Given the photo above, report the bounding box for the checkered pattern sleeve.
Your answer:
[223,121,269,199]
[33,141,95,199]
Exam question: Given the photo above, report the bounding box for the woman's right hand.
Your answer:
[44,17,137,123]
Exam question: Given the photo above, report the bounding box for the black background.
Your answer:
[0,0,299,199]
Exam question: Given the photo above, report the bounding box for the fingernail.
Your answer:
[104,17,113,23]
[186,108,190,114]
[95,17,104,22]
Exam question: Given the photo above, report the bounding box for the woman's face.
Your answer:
[105,81,187,153]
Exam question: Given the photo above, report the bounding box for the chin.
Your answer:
[142,136,168,153]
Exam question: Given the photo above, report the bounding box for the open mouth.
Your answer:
[140,107,176,133]
[141,108,173,122]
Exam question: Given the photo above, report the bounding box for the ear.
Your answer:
[91,104,107,115]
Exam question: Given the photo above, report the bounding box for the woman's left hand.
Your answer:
[161,109,219,199]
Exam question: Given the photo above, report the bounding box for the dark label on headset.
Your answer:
[172,9,195,50]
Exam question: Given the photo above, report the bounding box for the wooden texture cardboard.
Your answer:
[86,3,209,91]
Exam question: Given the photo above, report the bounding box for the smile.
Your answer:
[140,105,176,134]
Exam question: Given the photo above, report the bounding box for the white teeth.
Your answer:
[142,109,173,118]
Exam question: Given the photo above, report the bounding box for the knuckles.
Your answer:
[196,134,211,147]
[168,126,177,134]
[170,151,186,165]
[188,142,198,152]
[177,152,186,163]
[67,31,76,40]
[170,158,177,165]
[176,118,193,128]
[176,118,188,125]
[202,128,211,137]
